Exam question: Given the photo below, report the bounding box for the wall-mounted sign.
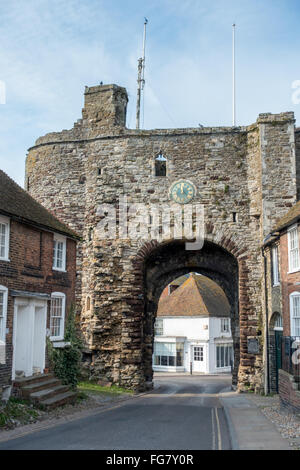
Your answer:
[247,338,260,355]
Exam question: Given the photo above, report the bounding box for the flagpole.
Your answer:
[232,23,236,126]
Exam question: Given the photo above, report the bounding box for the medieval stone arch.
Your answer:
[128,231,253,390]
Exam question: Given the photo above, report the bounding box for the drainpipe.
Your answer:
[262,246,270,395]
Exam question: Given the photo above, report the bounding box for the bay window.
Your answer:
[154,342,184,367]
[216,344,233,368]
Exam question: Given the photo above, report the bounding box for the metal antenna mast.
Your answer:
[232,23,236,126]
[136,18,148,129]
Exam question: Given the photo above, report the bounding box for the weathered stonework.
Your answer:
[25,84,298,392]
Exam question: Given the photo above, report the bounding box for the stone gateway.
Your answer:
[25,83,300,392]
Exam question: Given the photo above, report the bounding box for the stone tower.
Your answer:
[26,83,298,392]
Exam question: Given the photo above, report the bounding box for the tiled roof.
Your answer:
[272,201,300,232]
[169,274,190,286]
[0,169,79,239]
[157,273,230,318]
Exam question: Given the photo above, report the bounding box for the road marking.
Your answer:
[211,408,216,450]
[215,407,222,450]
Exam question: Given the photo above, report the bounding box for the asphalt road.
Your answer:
[0,375,232,450]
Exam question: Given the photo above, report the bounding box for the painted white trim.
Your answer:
[50,292,66,341]
[289,291,300,337]
[0,285,8,345]
[288,224,300,273]
[0,215,10,262]
[12,297,47,380]
[52,234,66,272]
[272,245,280,286]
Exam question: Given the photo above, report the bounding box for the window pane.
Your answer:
[161,356,168,366]
[0,223,6,258]
[154,319,163,336]
[289,228,299,271]
[168,356,175,366]
[294,318,300,337]
[0,291,3,339]
[50,297,63,337]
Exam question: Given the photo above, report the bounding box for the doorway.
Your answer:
[13,297,47,379]
[192,345,206,373]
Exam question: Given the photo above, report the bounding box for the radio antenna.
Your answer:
[136,18,148,129]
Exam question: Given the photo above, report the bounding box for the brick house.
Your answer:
[264,202,300,412]
[0,170,79,400]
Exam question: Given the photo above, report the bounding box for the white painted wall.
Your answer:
[153,316,233,374]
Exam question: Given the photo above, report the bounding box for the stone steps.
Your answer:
[13,373,77,409]
[39,391,77,410]
[21,378,62,397]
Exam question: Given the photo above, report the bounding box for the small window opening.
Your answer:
[88,227,93,241]
[232,212,237,223]
[155,153,167,176]
[97,168,102,176]
[86,296,91,311]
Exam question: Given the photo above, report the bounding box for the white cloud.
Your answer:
[0,0,299,186]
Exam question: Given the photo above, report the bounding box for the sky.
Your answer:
[1,0,300,186]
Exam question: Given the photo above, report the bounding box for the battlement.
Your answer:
[82,83,128,128]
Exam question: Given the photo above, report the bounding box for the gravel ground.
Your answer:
[245,393,300,450]
[0,390,132,431]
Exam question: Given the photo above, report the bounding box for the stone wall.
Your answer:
[25,84,298,391]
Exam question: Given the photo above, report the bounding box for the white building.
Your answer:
[153,273,233,374]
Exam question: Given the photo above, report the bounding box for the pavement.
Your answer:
[0,374,292,450]
[220,392,291,450]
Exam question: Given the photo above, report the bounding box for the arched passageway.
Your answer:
[141,240,239,387]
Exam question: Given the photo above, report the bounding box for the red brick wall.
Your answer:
[279,369,300,414]
[0,218,76,389]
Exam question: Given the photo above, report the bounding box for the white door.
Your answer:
[13,298,47,379]
[192,345,205,373]
[14,301,32,377]
[33,305,47,374]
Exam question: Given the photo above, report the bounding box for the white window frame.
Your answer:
[272,245,280,286]
[52,234,66,272]
[50,292,66,341]
[216,343,233,369]
[0,285,8,345]
[290,292,300,338]
[288,225,300,273]
[154,318,164,336]
[0,215,10,262]
[221,318,230,334]
[273,313,283,331]
[193,346,204,362]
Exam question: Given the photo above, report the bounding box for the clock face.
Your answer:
[169,180,195,204]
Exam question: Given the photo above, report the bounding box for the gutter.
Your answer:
[261,245,270,395]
